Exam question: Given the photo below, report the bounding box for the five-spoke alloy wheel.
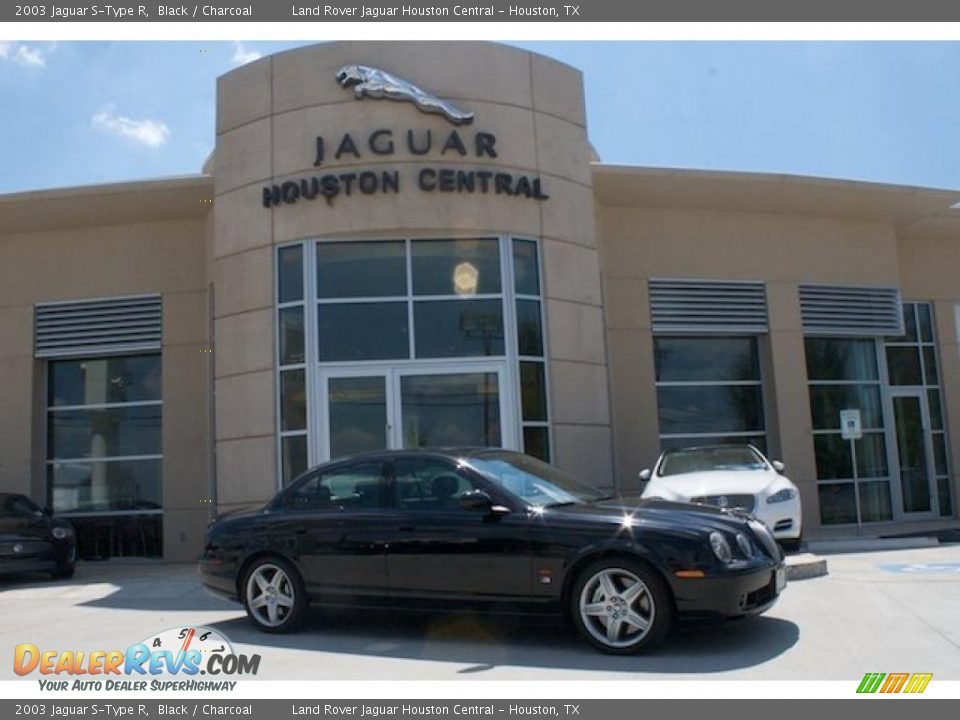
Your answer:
[242,558,306,633]
[570,558,673,654]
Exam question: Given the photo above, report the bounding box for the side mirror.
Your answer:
[638,469,652,482]
[772,460,786,474]
[459,489,494,511]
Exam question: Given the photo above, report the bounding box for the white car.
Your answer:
[640,444,803,550]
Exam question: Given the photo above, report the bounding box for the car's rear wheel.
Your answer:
[242,557,306,633]
[570,558,673,654]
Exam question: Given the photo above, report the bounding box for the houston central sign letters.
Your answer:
[261,128,549,208]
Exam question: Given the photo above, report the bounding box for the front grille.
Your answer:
[691,494,756,512]
[0,539,50,556]
[742,574,777,609]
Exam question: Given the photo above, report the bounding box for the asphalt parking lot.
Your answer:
[1,544,958,681]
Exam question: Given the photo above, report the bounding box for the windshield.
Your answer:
[658,446,768,477]
[466,453,607,507]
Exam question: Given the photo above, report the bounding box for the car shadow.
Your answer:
[0,562,236,612]
[208,607,799,674]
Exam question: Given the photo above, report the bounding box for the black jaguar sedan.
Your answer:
[0,493,76,580]
[200,449,786,654]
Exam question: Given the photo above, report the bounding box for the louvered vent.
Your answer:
[649,279,768,333]
[35,295,162,358]
[799,284,903,336]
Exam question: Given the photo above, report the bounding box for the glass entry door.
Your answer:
[319,364,511,462]
[888,389,939,518]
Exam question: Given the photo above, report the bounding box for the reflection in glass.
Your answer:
[412,238,501,296]
[282,435,308,486]
[523,427,550,462]
[317,241,406,298]
[818,483,857,525]
[886,346,922,386]
[922,347,939,385]
[917,303,933,342]
[278,244,304,303]
[48,356,161,407]
[516,299,544,357]
[892,395,932,513]
[414,300,504,358]
[805,338,878,381]
[48,406,162,460]
[660,435,767,454]
[280,370,306,431]
[513,239,540,296]
[931,432,948,476]
[938,475,953,517]
[328,376,388,460]
[401,373,500,449]
[279,307,305,365]
[656,385,764,435]
[813,432,888,480]
[655,337,760,382]
[809,385,883,430]
[520,362,548,422]
[859,481,893,523]
[318,303,409,361]
[928,390,944,430]
[49,459,162,513]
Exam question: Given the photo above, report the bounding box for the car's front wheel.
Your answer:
[242,557,307,633]
[570,558,673,654]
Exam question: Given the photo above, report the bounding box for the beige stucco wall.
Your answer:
[597,201,916,533]
[212,40,613,507]
[0,214,212,562]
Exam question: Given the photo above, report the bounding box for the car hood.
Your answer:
[642,470,784,498]
[543,496,752,535]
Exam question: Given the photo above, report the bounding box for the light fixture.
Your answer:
[453,261,479,296]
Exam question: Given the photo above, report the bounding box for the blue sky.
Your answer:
[1,41,957,194]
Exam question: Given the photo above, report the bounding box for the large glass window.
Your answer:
[46,354,162,558]
[513,239,550,461]
[277,244,309,485]
[805,338,890,524]
[276,237,552,480]
[885,302,952,517]
[654,336,766,452]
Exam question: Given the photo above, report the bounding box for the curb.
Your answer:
[805,537,939,554]
[784,552,828,580]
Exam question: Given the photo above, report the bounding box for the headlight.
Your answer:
[735,532,753,558]
[51,526,73,540]
[766,488,797,504]
[709,531,733,563]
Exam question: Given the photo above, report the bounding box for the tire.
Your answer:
[52,562,75,580]
[241,556,307,633]
[569,557,674,654]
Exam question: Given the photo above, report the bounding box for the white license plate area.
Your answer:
[775,566,787,592]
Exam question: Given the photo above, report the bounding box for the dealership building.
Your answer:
[1,41,958,561]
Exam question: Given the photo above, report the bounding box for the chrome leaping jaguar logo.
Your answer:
[335,64,475,126]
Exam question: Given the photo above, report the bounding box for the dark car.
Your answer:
[199,449,786,654]
[0,493,76,580]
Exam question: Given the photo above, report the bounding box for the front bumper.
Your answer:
[671,562,786,619]
[754,498,802,540]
